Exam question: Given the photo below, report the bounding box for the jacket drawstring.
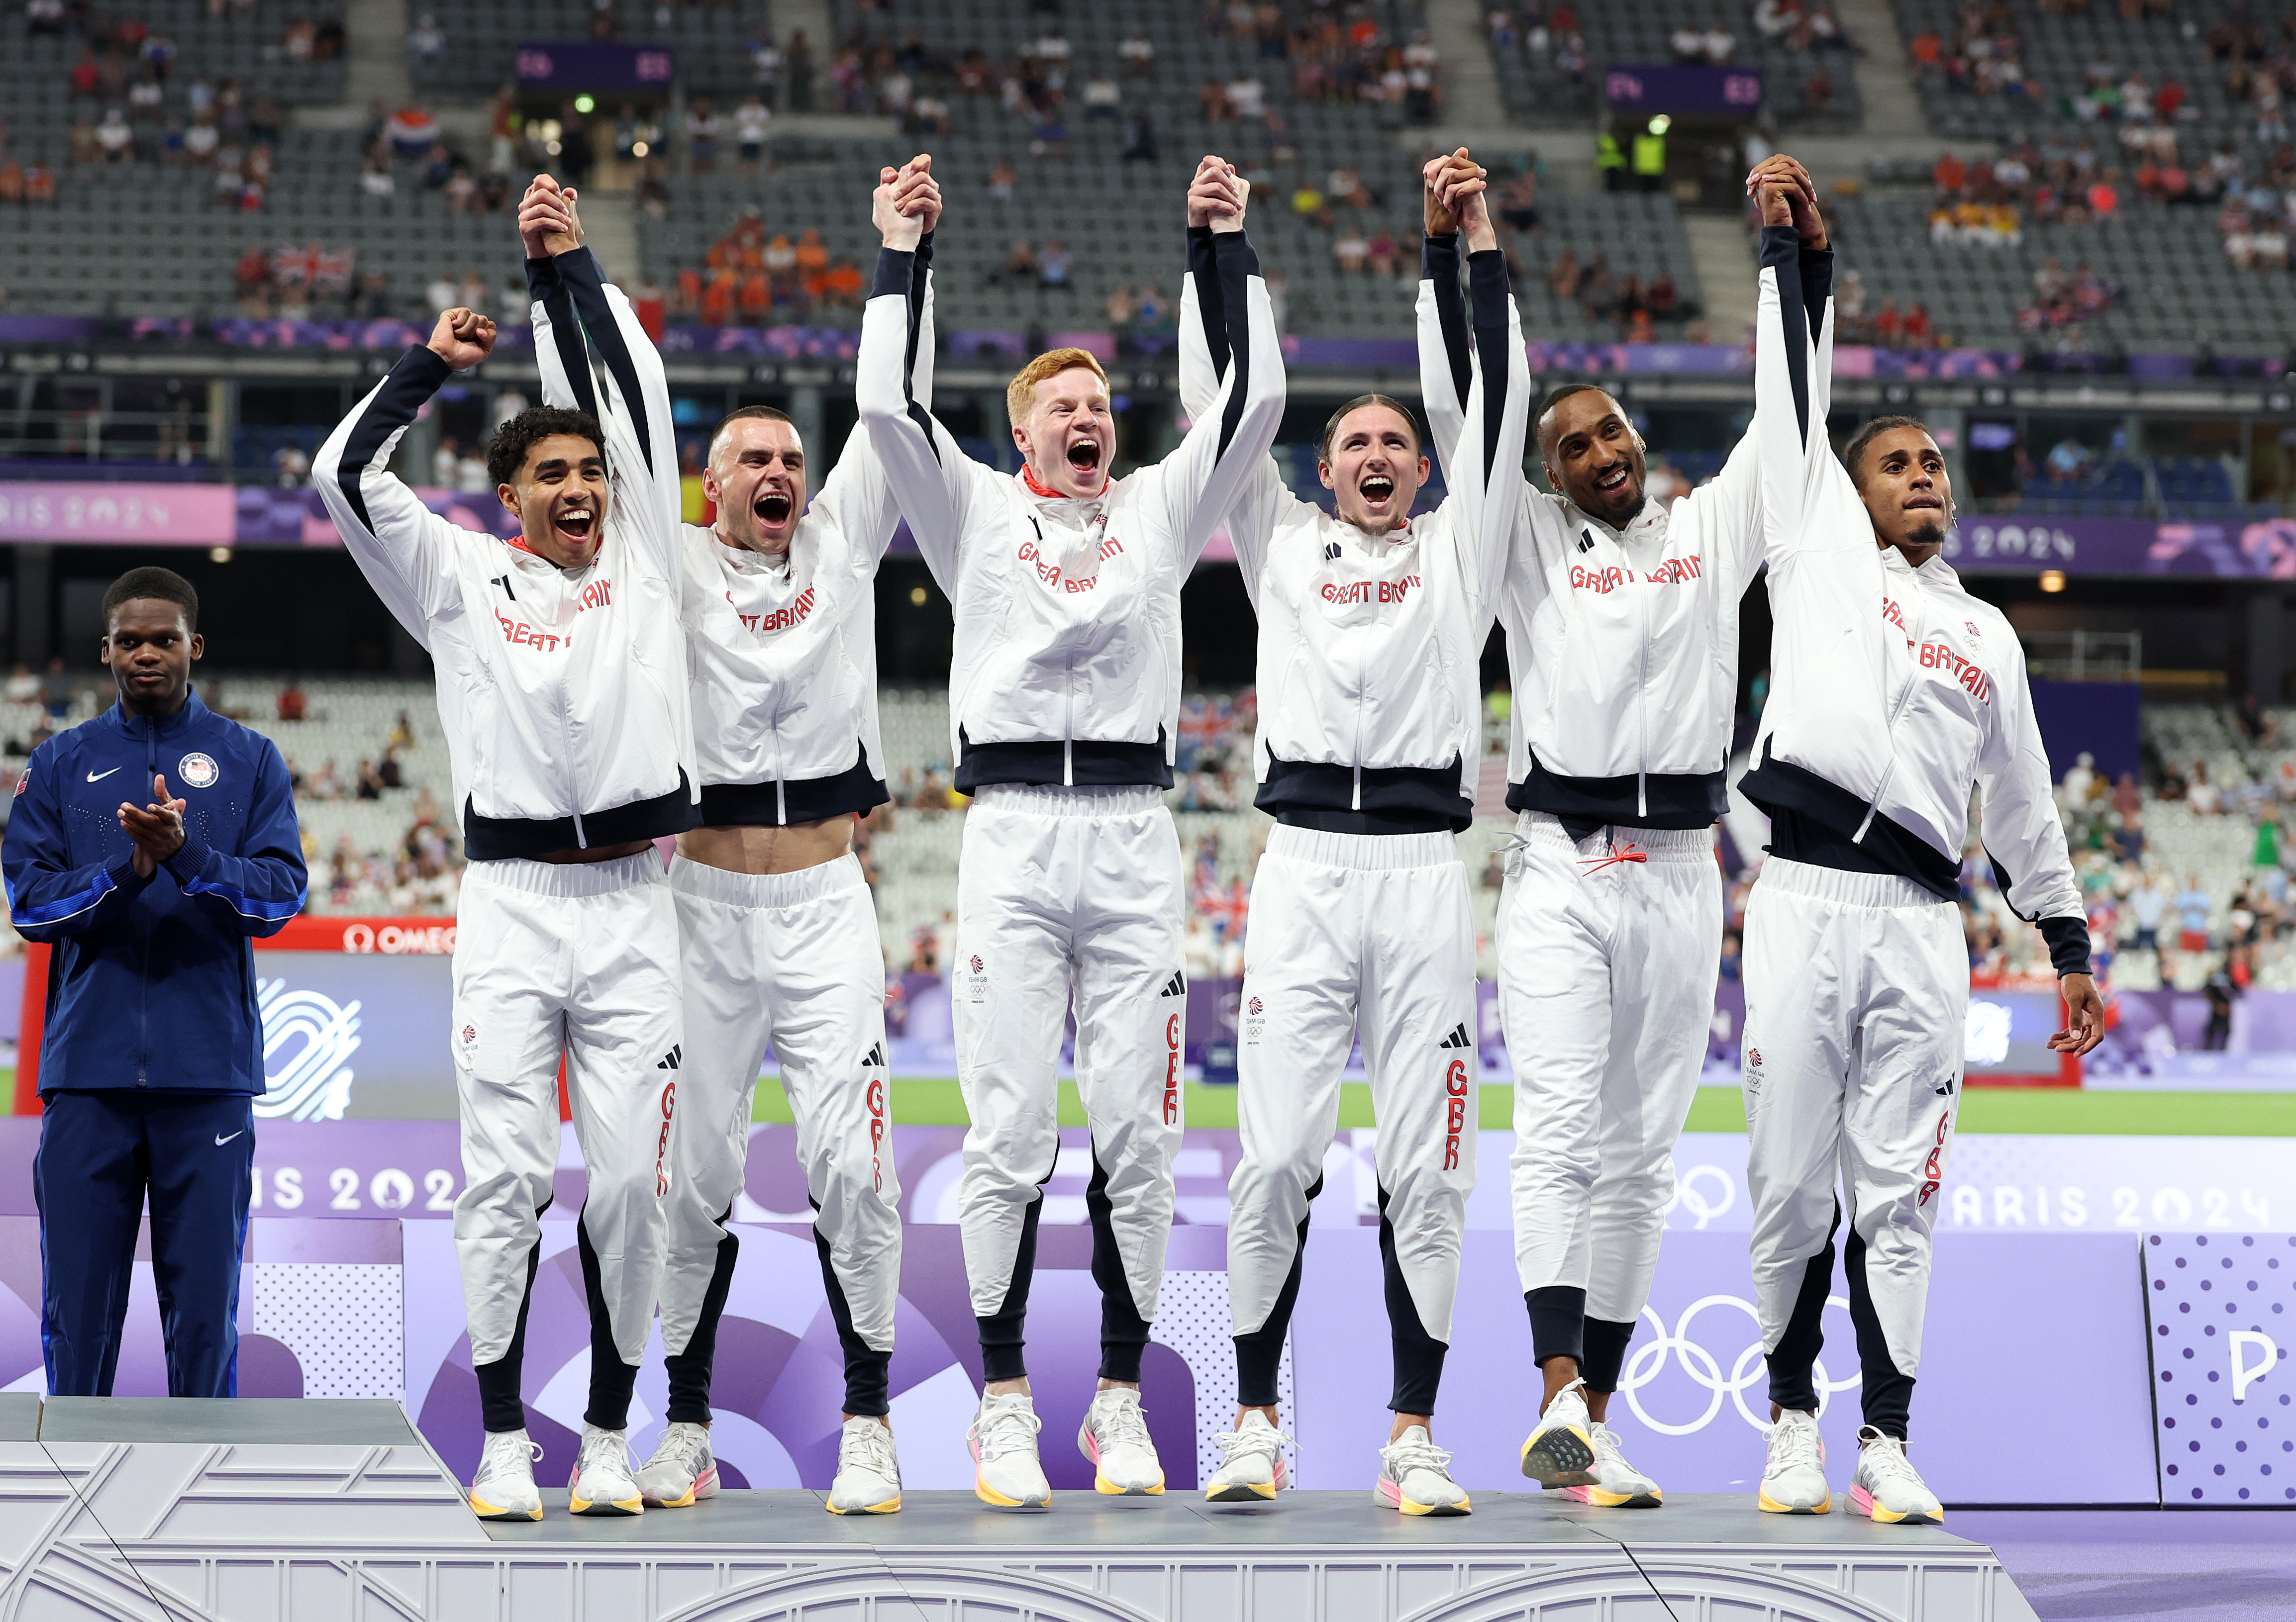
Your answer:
[1580,835,1648,874]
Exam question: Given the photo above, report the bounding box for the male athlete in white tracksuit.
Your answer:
[857,156,1284,1507]
[521,168,938,1518]
[315,204,697,1523]
[1180,157,1526,1516]
[1737,175,2101,1523]
[1420,155,1826,1507]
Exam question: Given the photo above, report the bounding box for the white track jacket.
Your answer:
[1418,230,1816,829]
[1180,230,1530,827]
[315,248,697,859]
[855,227,1284,790]
[1737,239,2091,974]
[536,245,934,826]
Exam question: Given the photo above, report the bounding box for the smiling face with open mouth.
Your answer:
[1014,364,1115,500]
[499,432,611,569]
[1853,423,1955,565]
[1539,388,1648,529]
[705,412,808,557]
[1319,402,1428,535]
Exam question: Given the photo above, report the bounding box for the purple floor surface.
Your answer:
[1958,1509,2296,1620]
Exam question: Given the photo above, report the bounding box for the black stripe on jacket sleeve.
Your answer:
[1467,247,1511,486]
[1210,229,1261,460]
[1188,224,1230,380]
[1760,224,1810,445]
[337,345,452,534]
[528,254,599,422]
[1798,245,1834,343]
[1423,233,1469,418]
[557,247,656,477]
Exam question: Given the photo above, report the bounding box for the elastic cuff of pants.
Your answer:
[843,1349,893,1418]
[585,1358,640,1433]
[1390,1342,1447,1417]
[1767,1365,1819,1417]
[474,1357,526,1435]
[1235,1334,1283,1409]
[1580,1317,1638,1394]
[979,1327,1027,1385]
[1098,1339,1146,1385]
[1525,1286,1588,1368]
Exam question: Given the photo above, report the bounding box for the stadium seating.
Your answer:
[1824,191,2296,358]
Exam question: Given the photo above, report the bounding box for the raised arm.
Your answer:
[1140,159,1285,563]
[312,312,494,645]
[2,746,152,941]
[1175,161,1290,594]
[518,177,682,588]
[1427,164,1531,618]
[856,156,982,594]
[1702,155,1835,592]
[813,164,942,570]
[162,745,308,938]
[1414,149,1479,477]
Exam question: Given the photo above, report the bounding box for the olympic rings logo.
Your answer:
[1617,1294,1863,1436]
[1661,1163,1737,1229]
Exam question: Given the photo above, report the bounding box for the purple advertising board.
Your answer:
[0,482,238,545]
[514,41,675,92]
[2144,1231,2296,1504]
[1603,63,1764,115]
[1939,514,2296,579]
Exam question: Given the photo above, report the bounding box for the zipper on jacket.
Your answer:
[138,712,155,1084]
[1063,652,1076,786]
[1636,550,1651,818]
[1856,577,1926,842]
[550,571,588,847]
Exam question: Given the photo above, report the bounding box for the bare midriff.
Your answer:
[531,839,654,864]
[678,816,855,876]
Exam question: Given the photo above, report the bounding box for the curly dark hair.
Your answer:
[103,566,198,630]
[485,406,607,488]
[1844,414,1931,489]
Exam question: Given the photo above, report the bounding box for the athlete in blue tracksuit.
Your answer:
[3,567,306,1398]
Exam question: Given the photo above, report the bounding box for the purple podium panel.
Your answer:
[2144,1231,2296,1505]
[0,1217,401,1400]
[1293,1229,2156,1504]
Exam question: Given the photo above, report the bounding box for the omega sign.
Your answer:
[339,922,457,954]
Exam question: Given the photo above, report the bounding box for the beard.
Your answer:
[1905,516,1948,550]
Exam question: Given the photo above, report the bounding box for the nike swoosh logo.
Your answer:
[214,1131,243,1146]
[86,767,121,783]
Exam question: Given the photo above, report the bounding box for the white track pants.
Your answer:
[1499,814,1719,1339]
[1742,857,1964,1431]
[664,854,898,1410]
[954,784,1185,1371]
[1227,825,1477,1413]
[451,852,681,1372]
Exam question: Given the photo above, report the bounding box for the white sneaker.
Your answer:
[1519,1377,1597,1487]
[1077,1387,1165,1494]
[1205,1410,1291,1503]
[469,1429,543,1522]
[1375,1425,1471,1516]
[1563,1421,1662,1508]
[968,1391,1051,1508]
[1758,1408,1832,1515]
[1849,1427,1945,1525]
[568,1423,644,1517]
[828,1417,903,1514]
[634,1421,717,1509]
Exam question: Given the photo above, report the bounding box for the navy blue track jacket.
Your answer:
[3,691,307,1094]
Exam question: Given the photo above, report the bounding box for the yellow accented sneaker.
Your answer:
[1563,1421,1662,1507]
[1519,1376,1597,1487]
[567,1423,644,1517]
[469,1429,543,1522]
[1848,1427,1944,1525]
[1758,1408,1832,1514]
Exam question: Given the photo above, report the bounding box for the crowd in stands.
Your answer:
[669,210,866,324]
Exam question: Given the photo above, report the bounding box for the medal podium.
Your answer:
[0,1397,2037,1621]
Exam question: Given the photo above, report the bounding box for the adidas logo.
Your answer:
[1437,1023,1472,1050]
[1576,530,1596,554]
[864,1042,887,1068]
[656,1045,683,1070]
[1323,540,1342,560]
[1934,1075,1956,1097]
[1158,972,1187,998]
